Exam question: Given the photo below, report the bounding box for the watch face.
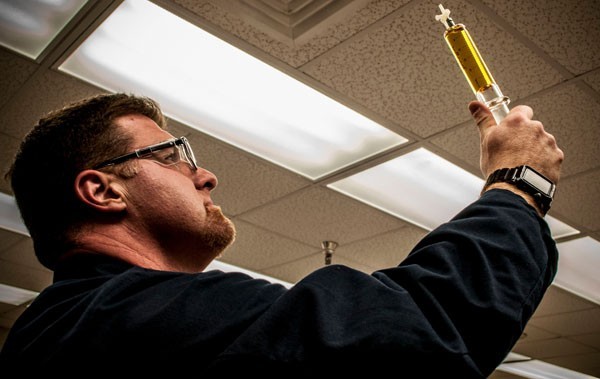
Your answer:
[522,167,553,195]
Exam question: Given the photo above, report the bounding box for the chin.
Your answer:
[204,206,236,252]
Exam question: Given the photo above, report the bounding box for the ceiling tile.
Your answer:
[529,308,600,336]
[480,0,600,74]
[0,49,37,109]
[429,120,480,175]
[524,83,600,178]
[0,135,20,194]
[570,333,600,350]
[0,302,15,314]
[239,185,408,247]
[0,304,28,329]
[551,169,600,233]
[545,352,600,377]
[514,337,596,359]
[532,285,597,317]
[488,370,525,379]
[0,326,8,343]
[335,224,427,269]
[0,259,51,292]
[172,0,411,67]
[261,254,321,284]
[301,0,564,138]
[0,237,39,270]
[521,324,559,342]
[208,0,374,45]
[584,69,600,92]
[0,228,24,252]
[217,219,317,272]
[179,121,310,216]
[262,251,374,284]
[0,67,104,140]
[432,81,600,196]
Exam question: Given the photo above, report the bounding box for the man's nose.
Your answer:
[193,167,218,191]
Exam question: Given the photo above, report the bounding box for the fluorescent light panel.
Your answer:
[0,0,87,59]
[327,147,579,239]
[58,0,407,180]
[329,147,481,230]
[0,192,29,236]
[498,354,598,379]
[0,283,38,306]
[554,237,600,305]
[206,260,292,288]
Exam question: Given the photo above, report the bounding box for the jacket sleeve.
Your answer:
[210,189,558,377]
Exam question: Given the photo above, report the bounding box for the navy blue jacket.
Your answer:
[0,190,558,377]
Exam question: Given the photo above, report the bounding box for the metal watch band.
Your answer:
[483,165,554,215]
[484,167,512,189]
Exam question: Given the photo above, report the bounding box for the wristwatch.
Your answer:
[483,165,556,215]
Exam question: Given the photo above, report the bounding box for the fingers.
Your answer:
[475,102,564,185]
[469,102,535,131]
[468,101,496,131]
[509,104,534,121]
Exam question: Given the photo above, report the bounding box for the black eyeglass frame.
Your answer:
[93,136,198,171]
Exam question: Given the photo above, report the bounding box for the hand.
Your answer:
[469,101,564,184]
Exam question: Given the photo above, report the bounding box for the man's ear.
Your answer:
[74,170,127,213]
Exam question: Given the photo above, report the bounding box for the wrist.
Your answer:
[482,183,545,217]
[481,165,556,217]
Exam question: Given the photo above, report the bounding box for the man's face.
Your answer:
[114,114,235,268]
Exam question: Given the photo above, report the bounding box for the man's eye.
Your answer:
[155,150,179,164]
[167,152,179,161]
[163,152,178,163]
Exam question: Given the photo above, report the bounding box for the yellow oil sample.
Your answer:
[443,23,495,95]
[436,4,510,123]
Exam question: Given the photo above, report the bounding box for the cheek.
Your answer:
[127,168,206,219]
[127,174,175,209]
[156,178,206,218]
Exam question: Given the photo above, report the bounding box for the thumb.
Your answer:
[469,101,496,131]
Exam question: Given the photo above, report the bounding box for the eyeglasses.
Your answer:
[93,136,198,171]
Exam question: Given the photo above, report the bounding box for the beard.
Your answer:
[202,205,236,256]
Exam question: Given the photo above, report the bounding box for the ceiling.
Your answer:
[0,0,599,377]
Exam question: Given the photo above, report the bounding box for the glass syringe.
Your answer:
[435,4,510,123]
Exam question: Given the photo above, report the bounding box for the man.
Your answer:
[0,93,563,376]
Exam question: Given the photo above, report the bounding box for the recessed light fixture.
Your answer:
[206,260,292,288]
[499,352,597,378]
[328,147,579,239]
[0,192,28,236]
[59,0,407,180]
[0,0,87,59]
[0,283,38,306]
[554,236,600,305]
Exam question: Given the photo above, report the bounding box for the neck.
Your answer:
[67,224,215,273]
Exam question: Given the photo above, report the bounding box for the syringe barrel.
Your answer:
[443,23,495,94]
[444,23,509,122]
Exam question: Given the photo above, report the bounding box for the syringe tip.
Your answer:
[434,4,453,29]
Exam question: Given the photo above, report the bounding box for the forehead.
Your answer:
[114,113,174,148]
